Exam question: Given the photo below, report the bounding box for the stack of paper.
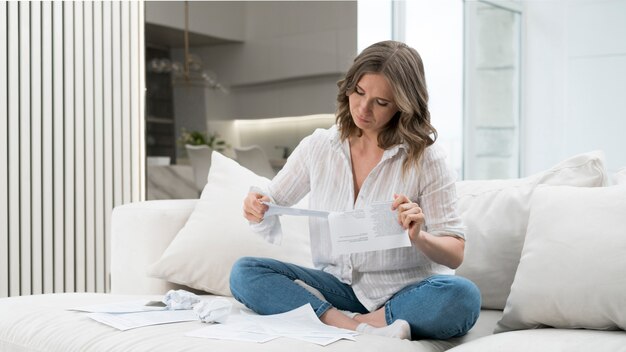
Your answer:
[85,310,198,331]
[70,300,197,331]
[70,294,359,345]
[186,304,358,346]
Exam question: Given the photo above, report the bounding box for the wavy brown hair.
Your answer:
[336,40,437,174]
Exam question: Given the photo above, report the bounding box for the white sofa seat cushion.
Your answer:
[446,328,626,352]
[0,293,457,352]
[495,185,626,332]
[455,151,607,309]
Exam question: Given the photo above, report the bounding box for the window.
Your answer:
[358,0,522,179]
[464,1,522,179]
[358,0,464,176]
[357,0,392,53]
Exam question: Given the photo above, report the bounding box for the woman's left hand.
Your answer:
[391,193,465,269]
[391,193,424,244]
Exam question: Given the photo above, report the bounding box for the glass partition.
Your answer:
[464,1,522,179]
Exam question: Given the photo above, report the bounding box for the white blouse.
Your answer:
[252,125,465,311]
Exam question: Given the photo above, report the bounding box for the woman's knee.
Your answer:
[403,275,481,339]
[229,256,261,294]
[442,275,480,304]
[436,275,481,337]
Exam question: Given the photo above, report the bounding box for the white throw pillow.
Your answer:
[148,152,313,296]
[612,167,626,185]
[495,185,626,332]
[455,151,607,309]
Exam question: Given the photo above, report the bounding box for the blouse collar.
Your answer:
[329,125,408,161]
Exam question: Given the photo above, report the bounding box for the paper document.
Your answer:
[187,324,279,343]
[86,310,198,331]
[263,202,329,218]
[186,304,357,346]
[70,299,166,313]
[262,201,412,254]
[328,201,412,255]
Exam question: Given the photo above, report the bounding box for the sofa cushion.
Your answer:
[0,293,439,352]
[111,199,198,295]
[148,151,313,296]
[496,185,626,332]
[446,328,626,352]
[612,167,626,185]
[455,151,607,309]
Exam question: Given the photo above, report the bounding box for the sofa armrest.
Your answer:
[110,199,197,294]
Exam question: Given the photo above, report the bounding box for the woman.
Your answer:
[231,41,480,340]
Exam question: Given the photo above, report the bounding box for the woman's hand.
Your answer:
[391,193,424,243]
[391,193,465,269]
[243,192,270,223]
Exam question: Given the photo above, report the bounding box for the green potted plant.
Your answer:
[177,128,230,156]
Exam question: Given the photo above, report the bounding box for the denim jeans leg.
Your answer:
[229,256,368,318]
[385,275,481,340]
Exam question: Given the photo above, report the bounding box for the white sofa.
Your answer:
[1,150,625,351]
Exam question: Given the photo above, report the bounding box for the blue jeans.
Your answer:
[230,257,481,340]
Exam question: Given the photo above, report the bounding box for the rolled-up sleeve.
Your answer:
[417,147,465,239]
[248,131,317,244]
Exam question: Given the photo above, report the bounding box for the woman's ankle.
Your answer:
[354,311,386,328]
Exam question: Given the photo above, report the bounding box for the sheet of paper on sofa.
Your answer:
[86,310,198,331]
[186,304,357,346]
[70,299,167,313]
[264,200,411,254]
[187,325,279,343]
[70,289,198,313]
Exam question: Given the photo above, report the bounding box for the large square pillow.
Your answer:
[495,185,626,332]
[455,151,607,309]
[148,152,313,296]
[612,167,626,185]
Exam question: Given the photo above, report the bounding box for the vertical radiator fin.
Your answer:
[0,0,145,298]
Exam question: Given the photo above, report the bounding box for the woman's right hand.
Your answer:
[243,192,270,223]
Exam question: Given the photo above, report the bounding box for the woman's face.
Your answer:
[348,73,399,135]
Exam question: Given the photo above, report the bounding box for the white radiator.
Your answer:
[0,1,145,297]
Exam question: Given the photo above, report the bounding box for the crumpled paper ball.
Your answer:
[163,289,201,310]
[194,298,232,323]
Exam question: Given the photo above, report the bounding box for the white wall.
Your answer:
[523,0,626,174]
